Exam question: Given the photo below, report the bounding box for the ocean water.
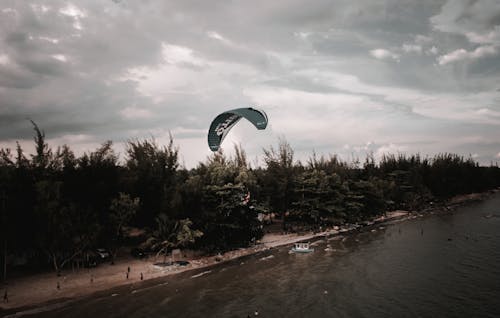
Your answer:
[30,193,500,318]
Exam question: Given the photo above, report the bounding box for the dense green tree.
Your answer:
[200,182,262,251]
[343,178,386,222]
[178,150,263,251]
[30,120,52,172]
[2,122,500,275]
[290,169,345,226]
[262,139,297,230]
[34,180,99,275]
[108,193,140,263]
[125,136,179,227]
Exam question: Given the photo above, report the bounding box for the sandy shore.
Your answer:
[1,191,494,314]
[0,211,408,314]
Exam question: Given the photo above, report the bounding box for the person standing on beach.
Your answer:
[140,272,143,280]
[3,289,8,303]
[126,271,129,279]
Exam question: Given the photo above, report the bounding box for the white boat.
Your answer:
[290,242,314,253]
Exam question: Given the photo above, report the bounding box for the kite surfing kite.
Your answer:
[207,107,268,151]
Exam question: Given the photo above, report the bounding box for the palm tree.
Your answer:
[151,215,202,264]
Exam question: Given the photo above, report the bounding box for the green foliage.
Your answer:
[290,169,345,225]
[125,135,179,226]
[30,120,52,171]
[149,215,203,259]
[179,150,263,251]
[107,193,140,261]
[261,138,296,229]
[199,183,262,251]
[34,180,99,273]
[1,123,500,273]
[109,193,140,237]
[343,178,386,221]
[175,219,203,247]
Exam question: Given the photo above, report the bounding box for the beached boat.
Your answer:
[290,242,314,253]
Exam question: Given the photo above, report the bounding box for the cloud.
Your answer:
[438,45,498,65]
[369,49,399,60]
[375,143,409,160]
[161,43,205,67]
[120,106,153,119]
[207,31,233,46]
[415,34,432,44]
[0,54,9,65]
[59,3,86,30]
[2,8,16,14]
[465,27,500,45]
[31,4,50,14]
[426,46,439,55]
[431,0,500,46]
[400,34,439,57]
[39,36,60,44]
[59,3,86,18]
[295,68,500,126]
[0,0,499,167]
[51,54,67,62]
[402,44,422,54]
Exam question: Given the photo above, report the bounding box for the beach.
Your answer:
[0,191,492,315]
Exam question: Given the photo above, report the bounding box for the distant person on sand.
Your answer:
[3,289,8,303]
[126,271,129,279]
[140,272,143,280]
[57,281,60,290]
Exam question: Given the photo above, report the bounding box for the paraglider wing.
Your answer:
[208,108,268,151]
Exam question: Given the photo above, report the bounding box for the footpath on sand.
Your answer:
[0,190,493,315]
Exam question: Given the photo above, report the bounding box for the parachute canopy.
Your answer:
[208,107,268,151]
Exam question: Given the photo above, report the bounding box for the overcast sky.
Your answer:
[1,0,500,168]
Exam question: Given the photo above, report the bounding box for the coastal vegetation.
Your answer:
[1,123,499,278]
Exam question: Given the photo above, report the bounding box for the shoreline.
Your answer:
[1,190,497,316]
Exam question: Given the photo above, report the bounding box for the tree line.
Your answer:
[1,123,499,277]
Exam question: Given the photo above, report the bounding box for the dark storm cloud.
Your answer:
[0,0,499,166]
[0,66,42,89]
